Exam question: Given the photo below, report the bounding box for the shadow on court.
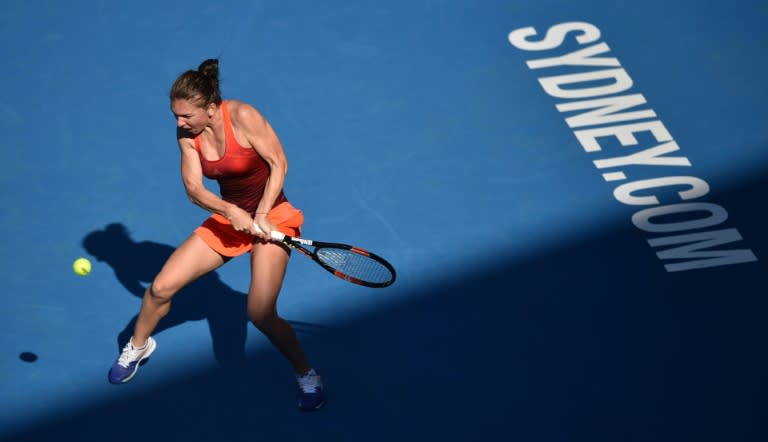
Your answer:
[82,223,250,367]
[4,170,766,442]
[81,224,326,368]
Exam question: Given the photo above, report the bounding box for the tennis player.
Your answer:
[107,59,325,411]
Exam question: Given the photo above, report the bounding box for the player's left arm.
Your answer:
[232,101,288,238]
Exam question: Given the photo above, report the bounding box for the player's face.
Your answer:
[171,99,214,134]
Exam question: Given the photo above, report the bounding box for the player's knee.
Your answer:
[148,279,176,303]
[248,305,278,329]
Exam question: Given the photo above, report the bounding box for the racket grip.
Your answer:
[253,222,286,242]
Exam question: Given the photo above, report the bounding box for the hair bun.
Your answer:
[198,59,219,80]
[170,59,222,106]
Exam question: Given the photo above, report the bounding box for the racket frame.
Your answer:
[267,230,396,288]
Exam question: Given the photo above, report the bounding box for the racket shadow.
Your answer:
[82,223,323,368]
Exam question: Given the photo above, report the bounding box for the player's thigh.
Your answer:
[153,234,227,297]
[247,241,290,309]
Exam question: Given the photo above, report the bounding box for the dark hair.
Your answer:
[169,59,222,107]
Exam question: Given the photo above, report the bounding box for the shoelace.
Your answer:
[297,373,322,393]
[117,343,141,368]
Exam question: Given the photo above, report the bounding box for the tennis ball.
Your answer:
[73,257,92,276]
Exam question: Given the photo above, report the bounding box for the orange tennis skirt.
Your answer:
[194,201,304,257]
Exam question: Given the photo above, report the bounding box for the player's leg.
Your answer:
[132,233,227,345]
[247,241,325,410]
[109,234,226,384]
[247,241,309,372]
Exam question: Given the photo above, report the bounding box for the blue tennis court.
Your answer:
[2,1,766,441]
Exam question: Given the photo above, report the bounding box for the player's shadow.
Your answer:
[82,223,249,368]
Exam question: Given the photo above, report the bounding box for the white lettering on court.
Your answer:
[508,21,757,272]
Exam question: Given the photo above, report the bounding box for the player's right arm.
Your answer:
[177,135,257,234]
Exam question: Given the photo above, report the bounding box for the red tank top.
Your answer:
[194,100,286,214]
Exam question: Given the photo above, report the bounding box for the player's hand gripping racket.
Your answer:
[254,225,396,288]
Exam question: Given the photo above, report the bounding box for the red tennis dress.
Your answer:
[192,100,303,256]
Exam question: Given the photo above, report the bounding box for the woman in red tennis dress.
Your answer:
[108,59,325,411]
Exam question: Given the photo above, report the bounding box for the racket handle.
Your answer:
[253,222,286,242]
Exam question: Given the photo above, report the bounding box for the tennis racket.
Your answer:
[255,225,396,288]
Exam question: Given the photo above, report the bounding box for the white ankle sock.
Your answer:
[298,368,317,378]
[130,338,147,350]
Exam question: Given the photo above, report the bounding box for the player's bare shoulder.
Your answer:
[228,99,268,132]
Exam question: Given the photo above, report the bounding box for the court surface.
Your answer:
[1,1,766,441]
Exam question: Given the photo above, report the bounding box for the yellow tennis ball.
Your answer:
[73,257,92,276]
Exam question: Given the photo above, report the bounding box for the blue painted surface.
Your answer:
[1,1,766,440]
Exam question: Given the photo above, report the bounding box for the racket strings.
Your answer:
[316,248,393,284]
